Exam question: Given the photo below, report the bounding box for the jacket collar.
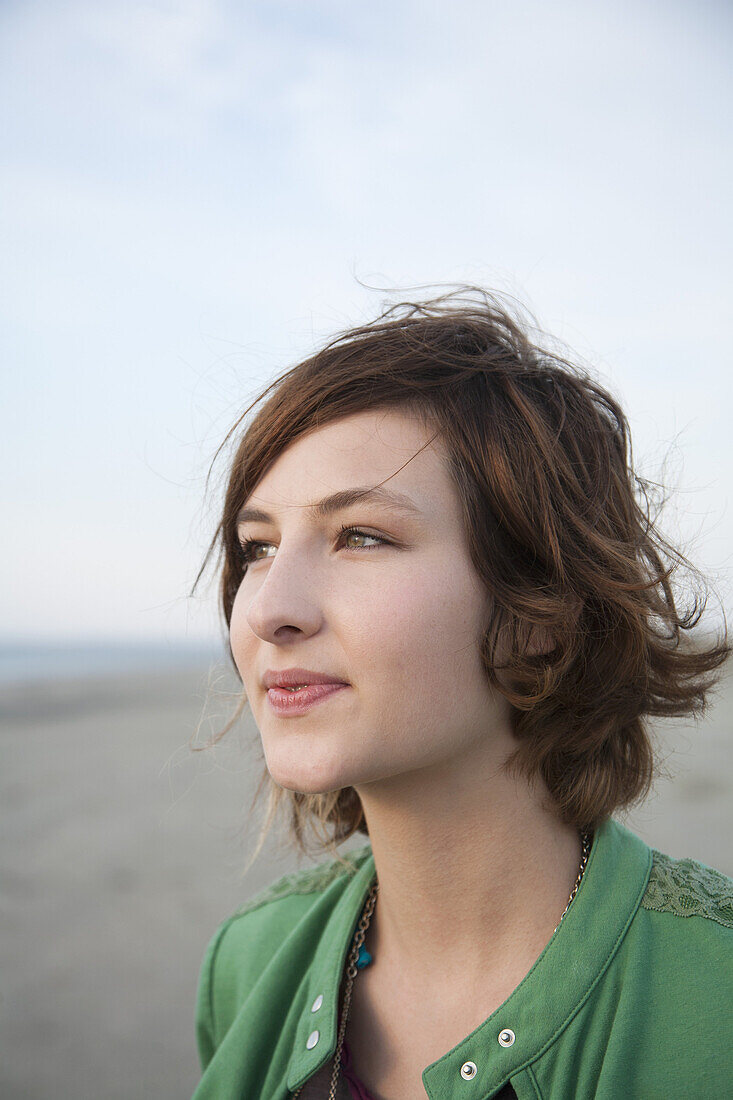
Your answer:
[287,816,652,1096]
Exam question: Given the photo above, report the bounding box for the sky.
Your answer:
[2,0,732,645]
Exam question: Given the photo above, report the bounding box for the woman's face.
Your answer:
[229,408,516,794]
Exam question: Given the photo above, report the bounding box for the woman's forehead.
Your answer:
[247,411,449,506]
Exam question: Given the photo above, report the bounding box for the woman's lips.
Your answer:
[266,683,349,715]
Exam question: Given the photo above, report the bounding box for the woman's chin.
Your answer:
[272,773,349,796]
[265,752,359,796]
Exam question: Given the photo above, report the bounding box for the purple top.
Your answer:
[341,1038,378,1100]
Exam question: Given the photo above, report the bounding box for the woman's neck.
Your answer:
[356,761,583,997]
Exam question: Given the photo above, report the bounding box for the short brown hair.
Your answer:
[193,287,730,871]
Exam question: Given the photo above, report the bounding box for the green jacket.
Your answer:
[193,817,733,1099]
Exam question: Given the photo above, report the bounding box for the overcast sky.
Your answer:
[2,0,731,644]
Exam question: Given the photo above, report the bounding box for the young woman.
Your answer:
[191,288,733,1099]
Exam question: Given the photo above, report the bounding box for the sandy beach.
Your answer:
[2,659,732,1100]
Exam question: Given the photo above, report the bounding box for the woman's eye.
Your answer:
[341,529,384,551]
[235,526,388,566]
[236,541,270,563]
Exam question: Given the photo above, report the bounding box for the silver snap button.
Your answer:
[311,994,323,1012]
[460,1061,478,1079]
[306,1029,320,1049]
[498,1028,515,1047]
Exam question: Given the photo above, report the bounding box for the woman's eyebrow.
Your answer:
[235,485,423,526]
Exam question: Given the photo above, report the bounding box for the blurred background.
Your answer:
[1,1,732,1097]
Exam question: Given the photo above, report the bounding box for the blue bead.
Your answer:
[356,946,373,969]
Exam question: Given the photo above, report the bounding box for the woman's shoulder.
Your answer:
[623,843,733,1016]
[598,844,733,1090]
[639,846,733,931]
[199,845,373,998]
[196,843,374,1065]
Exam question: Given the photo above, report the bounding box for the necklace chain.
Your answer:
[292,829,593,1099]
